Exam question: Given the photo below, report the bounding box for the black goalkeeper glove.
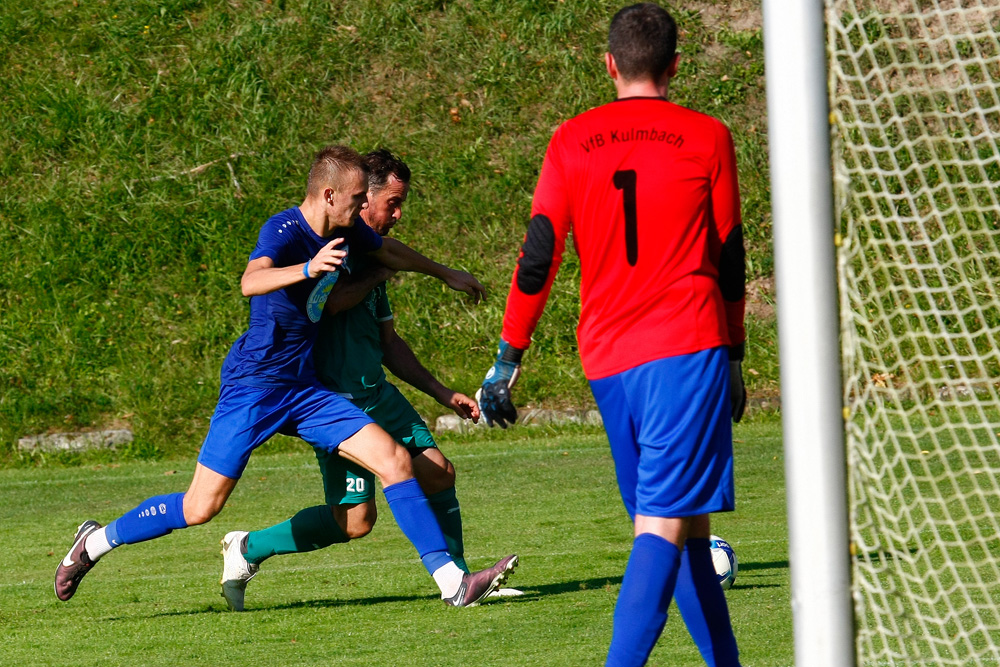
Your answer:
[476,339,523,429]
[729,343,747,423]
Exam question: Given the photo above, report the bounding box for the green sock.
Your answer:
[428,487,467,573]
[244,505,348,565]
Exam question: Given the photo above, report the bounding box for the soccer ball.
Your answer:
[710,535,738,590]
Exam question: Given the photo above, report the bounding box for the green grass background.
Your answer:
[0,420,790,666]
[0,2,785,663]
[0,0,774,460]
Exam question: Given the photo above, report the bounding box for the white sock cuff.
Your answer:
[84,526,114,561]
[432,561,465,599]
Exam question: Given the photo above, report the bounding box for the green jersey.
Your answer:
[314,256,392,397]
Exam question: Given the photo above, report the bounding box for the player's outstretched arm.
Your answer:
[476,339,523,429]
[379,320,479,422]
[379,321,480,422]
[241,238,346,296]
[370,237,486,303]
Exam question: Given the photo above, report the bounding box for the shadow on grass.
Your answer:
[133,568,788,619]
[137,575,628,618]
[131,592,433,619]
[253,574,628,610]
[739,559,788,572]
[728,558,788,591]
[729,583,781,590]
[508,575,625,601]
[252,580,624,612]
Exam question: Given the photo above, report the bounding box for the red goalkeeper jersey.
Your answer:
[501,97,746,380]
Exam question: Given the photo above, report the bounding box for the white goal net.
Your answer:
[829,1,1000,663]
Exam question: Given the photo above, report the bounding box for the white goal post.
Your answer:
[763,1,856,665]
[766,1,1000,665]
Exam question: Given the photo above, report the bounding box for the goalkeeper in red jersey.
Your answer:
[478,4,746,665]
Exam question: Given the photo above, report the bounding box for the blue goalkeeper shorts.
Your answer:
[590,346,735,519]
[197,383,373,479]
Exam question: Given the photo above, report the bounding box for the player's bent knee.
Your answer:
[339,424,414,486]
[413,450,456,495]
[382,444,415,486]
[345,518,375,539]
[183,500,222,526]
[185,463,237,526]
[366,437,415,486]
[342,501,377,539]
[418,463,456,496]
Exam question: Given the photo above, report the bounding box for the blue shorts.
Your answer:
[590,347,735,519]
[197,383,374,479]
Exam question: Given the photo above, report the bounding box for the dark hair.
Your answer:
[306,145,367,196]
[363,148,411,193]
[608,3,677,82]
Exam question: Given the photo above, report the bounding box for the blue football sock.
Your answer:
[606,533,681,667]
[675,538,741,666]
[383,478,451,574]
[112,493,189,545]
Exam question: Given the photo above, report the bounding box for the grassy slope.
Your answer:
[0,420,790,666]
[0,0,774,461]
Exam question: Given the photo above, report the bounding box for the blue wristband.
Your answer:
[303,261,310,278]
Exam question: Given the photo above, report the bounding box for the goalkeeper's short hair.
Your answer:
[608,3,677,82]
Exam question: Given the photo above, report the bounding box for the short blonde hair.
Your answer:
[306,145,367,196]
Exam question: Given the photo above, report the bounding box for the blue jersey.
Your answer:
[220,207,382,387]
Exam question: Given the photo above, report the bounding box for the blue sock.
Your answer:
[112,493,188,545]
[606,533,681,667]
[383,478,451,574]
[675,538,741,666]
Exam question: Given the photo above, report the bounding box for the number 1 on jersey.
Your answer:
[613,169,638,266]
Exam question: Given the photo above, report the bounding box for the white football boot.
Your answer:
[487,587,525,598]
[220,531,259,611]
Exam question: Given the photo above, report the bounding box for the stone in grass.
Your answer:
[17,429,134,453]
[434,409,603,432]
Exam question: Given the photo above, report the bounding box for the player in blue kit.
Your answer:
[217,149,520,611]
[55,145,517,608]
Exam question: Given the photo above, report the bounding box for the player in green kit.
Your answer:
[220,149,519,610]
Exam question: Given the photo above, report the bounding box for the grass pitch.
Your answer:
[0,419,790,666]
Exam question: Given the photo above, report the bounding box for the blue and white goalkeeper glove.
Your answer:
[476,339,524,429]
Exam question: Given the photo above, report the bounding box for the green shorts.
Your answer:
[315,380,437,505]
